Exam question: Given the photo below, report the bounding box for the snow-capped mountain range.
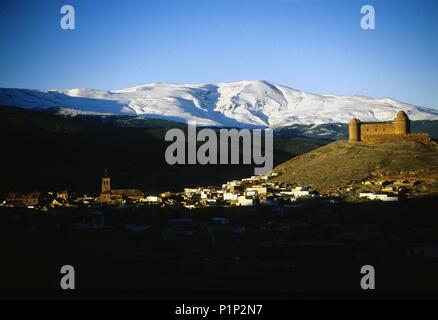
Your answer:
[1,80,438,127]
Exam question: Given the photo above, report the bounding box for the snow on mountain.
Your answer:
[1,80,438,127]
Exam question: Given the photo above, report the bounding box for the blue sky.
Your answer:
[0,0,437,109]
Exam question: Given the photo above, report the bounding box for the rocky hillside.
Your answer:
[272,140,438,198]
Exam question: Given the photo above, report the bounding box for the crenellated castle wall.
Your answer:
[361,133,431,144]
[361,122,396,136]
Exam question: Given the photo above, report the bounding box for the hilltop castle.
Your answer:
[349,111,430,144]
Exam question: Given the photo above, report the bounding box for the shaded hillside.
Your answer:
[272,140,438,197]
[0,106,324,195]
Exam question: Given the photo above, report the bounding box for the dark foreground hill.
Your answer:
[272,139,438,198]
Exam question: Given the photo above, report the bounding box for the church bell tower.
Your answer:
[102,168,111,193]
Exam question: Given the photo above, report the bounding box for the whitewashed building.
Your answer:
[237,196,256,206]
[359,193,398,202]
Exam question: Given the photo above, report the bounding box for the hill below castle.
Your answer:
[272,140,438,199]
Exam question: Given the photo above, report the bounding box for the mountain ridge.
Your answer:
[1,80,438,128]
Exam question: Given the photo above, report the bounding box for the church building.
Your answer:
[97,169,144,205]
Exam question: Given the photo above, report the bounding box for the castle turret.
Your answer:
[394,111,410,135]
[349,118,361,142]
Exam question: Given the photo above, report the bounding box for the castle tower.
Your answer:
[394,111,410,135]
[101,168,111,193]
[349,118,361,142]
